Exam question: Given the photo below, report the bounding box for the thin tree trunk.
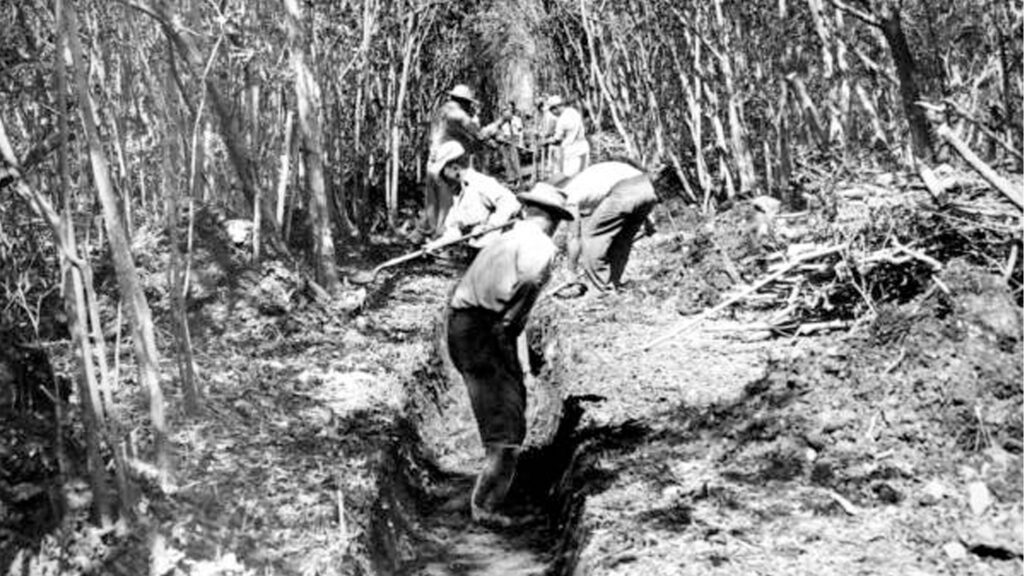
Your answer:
[877,5,932,160]
[389,12,418,226]
[580,0,637,158]
[284,0,340,292]
[65,2,170,486]
[854,82,888,148]
[713,0,756,194]
[121,0,284,247]
[162,65,200,416]
[276,110,294,227]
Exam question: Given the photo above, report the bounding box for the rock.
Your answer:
[804,430,827,450]
[967,481,994,516]
[943,541,968,561]
[919,479,947,506]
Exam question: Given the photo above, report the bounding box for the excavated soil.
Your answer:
[362,196,1022,575]
[3,195,1021,576]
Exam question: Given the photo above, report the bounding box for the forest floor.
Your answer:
[2,169,1022,576]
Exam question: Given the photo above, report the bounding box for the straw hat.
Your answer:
[427,141,466,177]
[448,84,478,105]
[547,95,565,110]
[518,183,574,221]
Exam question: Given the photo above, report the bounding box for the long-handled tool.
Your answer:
[348,220,517,285]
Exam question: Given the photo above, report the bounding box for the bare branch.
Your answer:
[830,0,881,27]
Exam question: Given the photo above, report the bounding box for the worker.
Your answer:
[545,95,590,178]
[497,102,524,185]
[444,182,573,526]
[532,95,558,179]
[420,84,500,241]
[563,160,659,292]
[425,140,521,254]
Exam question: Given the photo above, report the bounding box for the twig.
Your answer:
[1004,245,1018,284]
[884,347,907,373]
[825,489,860,516]
[639,244,847,352]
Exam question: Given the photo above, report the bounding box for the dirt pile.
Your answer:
[518,168,1023,575]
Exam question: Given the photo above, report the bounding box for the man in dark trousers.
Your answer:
[445,183,573,526]
[420,84,500,240]
[563,160,659,292]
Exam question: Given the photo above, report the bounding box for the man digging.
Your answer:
[419,84,501,241]
[562,160,659,293]
[424,140,521,259]
[444,183,574,527]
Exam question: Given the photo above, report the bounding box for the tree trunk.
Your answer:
[121,0,284,247]
[713,0,757,194]
[276,110,294,227]
[65,2,170,485]
[284,0,340,292]
[161,65,201,417]
[580,0,637,158]
[877,5,932,160]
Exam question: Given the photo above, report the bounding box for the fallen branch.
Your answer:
[943,99,1024,163]
[825,489,860,516]
[639,244,848,352]
[936,124,1023,210]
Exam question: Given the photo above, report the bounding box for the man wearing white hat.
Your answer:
[444,182,573,527]
[425,140,521,254]
[421,84,501,240]
[545,95,590,178]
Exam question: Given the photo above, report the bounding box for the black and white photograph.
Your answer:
[1,0,1022,574]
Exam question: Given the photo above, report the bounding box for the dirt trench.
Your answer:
[357,233,790,576]
[356,222,1023,575]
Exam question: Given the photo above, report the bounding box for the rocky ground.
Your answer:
[2,171,1022,575]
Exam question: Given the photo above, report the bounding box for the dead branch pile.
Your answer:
[745,167,1022,335]
[647,166,1022,348]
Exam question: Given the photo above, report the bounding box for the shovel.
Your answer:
[348,220,517,285]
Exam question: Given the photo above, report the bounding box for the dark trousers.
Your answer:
[581,175,658,291]
[446,307,526,446]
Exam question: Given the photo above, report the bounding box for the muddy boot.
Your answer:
[471,445,522,527]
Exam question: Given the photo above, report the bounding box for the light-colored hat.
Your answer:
[547,95,565,110]
[448,84,478,105]
[427,140,467,177]
[518,183,574,221]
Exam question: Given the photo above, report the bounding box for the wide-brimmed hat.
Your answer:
[518,183,573,221]
[547,95,565,110]
[448,84,478,105]
[427,141,466,177]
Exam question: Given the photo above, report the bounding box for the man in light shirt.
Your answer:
[563,160,658,292]
[445,183,573,527]
[545,95,590,177]
[497,103,524,184]
[425,141,521,254]
[421,84,501,240]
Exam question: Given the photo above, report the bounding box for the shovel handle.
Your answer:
[368,219,517,279]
